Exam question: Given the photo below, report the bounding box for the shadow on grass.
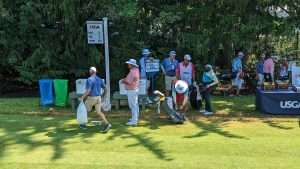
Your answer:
[106,122,173,161]
[0,114,173,162]
[184,120,248,140]
[263,120,294,130]
[0,114,99,161]
[213,96,259,117]
[1,96,298,162]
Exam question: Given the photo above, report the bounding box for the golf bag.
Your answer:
[189,85,202,110]
[161,97,185,124]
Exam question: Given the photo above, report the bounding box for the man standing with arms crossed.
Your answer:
[81,67,112,132]
[122,59,140,126]
[161,50,178,96]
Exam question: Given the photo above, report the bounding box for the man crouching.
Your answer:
[172,80,189,120]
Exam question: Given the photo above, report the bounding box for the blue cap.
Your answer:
[169,50,176,56]
[142,48,151,55]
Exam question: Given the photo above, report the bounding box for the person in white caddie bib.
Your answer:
[176,54,196,87]
[121,59,140,126]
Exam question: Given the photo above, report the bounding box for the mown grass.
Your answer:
[0,96,299,169]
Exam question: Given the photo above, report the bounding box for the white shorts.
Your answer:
[257,73,264,86]
[165,76,176,91]
[232,78,244,89]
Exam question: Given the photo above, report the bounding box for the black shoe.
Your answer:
[181,114,187,121]
[79,124,87,130]
[102,123,112,133]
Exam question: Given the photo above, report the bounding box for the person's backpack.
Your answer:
[161,97,185,124]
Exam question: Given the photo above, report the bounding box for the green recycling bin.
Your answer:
[54,79,68,106]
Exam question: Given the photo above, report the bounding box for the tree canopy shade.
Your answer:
[0,0,299,88]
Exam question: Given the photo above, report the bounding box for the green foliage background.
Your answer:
[0,0,299,90]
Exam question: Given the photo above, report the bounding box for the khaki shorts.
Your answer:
[85,96,101,113]
[165,76,176,91]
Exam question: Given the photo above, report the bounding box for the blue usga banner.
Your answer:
[280,101,300,109]
[256,89,300,115]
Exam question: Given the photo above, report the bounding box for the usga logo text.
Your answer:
[280,101,300,109]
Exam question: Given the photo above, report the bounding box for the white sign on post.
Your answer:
[145,59,160,73]
[86,21,104,44]
[86,18,111,111]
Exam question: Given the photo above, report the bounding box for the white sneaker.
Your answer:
[126,122,137,126]
[146,97,153,104]
[203,111,214,116]
[91,121,102,126]
[199,109,206,113]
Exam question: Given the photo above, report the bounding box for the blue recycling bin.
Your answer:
[39,79,54,106]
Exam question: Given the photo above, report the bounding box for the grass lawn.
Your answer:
[0,96,300,169]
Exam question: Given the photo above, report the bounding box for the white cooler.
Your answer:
[76,79,87,95]
[76,78,105,95]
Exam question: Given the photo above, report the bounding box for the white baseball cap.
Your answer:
[175,80,189,94]
[90,67,97,72]
[184,54,192,61]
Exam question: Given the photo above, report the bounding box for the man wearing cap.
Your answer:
[176,54,196,86]
[121,59,140,126]
[231,51,244,96]
[161,50,179,96]
[256,53,265,86]
[139,48,151,79]
[139,48,159,93]
[172,80,189,119]
[201,64,219,115]
[80,67,112,132]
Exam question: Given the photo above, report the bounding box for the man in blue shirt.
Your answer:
[201,64,219,115]
[161,50,178,96]
[231,51,244,96]
[80,67,111,132]
[256,54,265,86]
[232,52,243,74]
[139,48,152,79]
[139,48,159,93]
